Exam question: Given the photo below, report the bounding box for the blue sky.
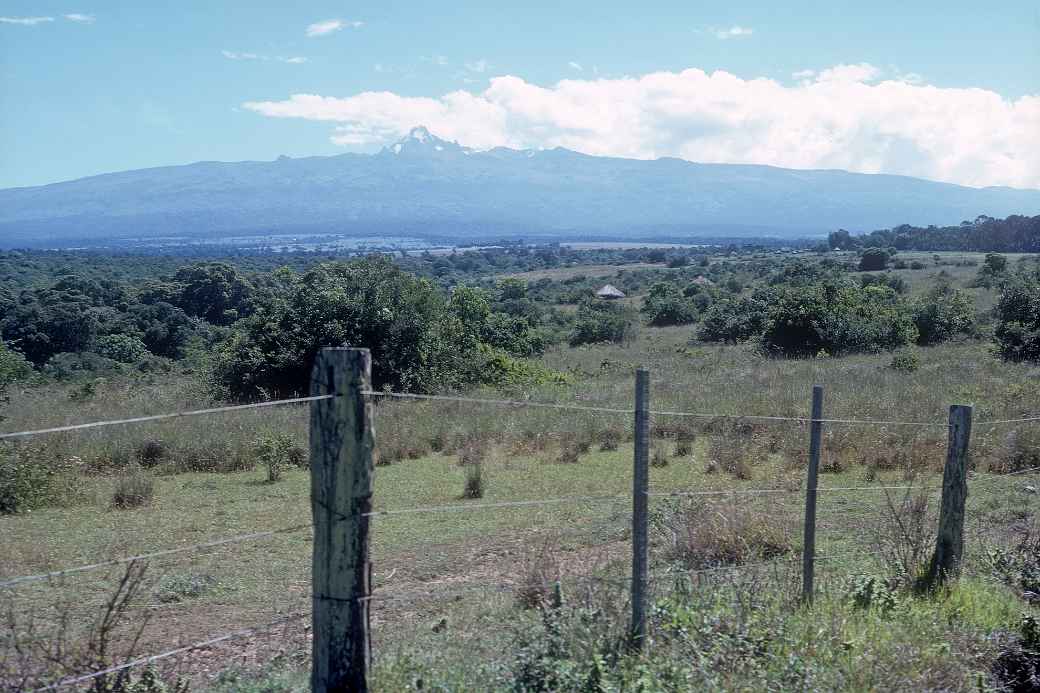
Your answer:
[1,1,1038,189]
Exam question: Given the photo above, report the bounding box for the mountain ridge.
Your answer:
[2,126,1039,248]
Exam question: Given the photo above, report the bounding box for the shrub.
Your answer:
[0,445,79,514]
[136,439,168,468]
[569,299,636,347]
[462,463,484,499]
[761,281,917,357]
[213,257,476,401]
[651,445,669,467]
[598,427,622,452]
[995,278,1040,361]
[641,282,697,326]
[111,467,155,509]
[0,340,31,422]
[699,295,770,343]
[253,433,301,483]
[988,428,1040,474]
[858,248,889,271]
[889,350,920,372]
[155,573,217,603]
[94,334,149,363]
[912,283,974,345]
[659,499,792,569]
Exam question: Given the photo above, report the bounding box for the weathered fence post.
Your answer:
[630,368,650,650]
[310,347,375,693]
[923,404,973,590]
[801,385,824,603]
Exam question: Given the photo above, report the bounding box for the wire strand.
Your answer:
[32,611,308,691]
[364,494,627,518]
[0,395,334,441]
[363,390,631,415]
[1,523,312,589]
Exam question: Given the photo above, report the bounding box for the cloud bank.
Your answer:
[243,64,1040,189]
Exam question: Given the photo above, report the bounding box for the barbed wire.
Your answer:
[975,416,1040,426]
[364,493,628,518]
[363,390,631,415]
[0,395,334,441]
[31,611,308,691]
[0,523,312,590]
[366,390,948,428]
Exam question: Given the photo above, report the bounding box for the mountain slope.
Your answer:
[2,126,1039,248]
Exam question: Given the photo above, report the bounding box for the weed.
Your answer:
[111,467,155,509]
[155,573,217,603]
[135,439,168,468]
[660,499,792,569]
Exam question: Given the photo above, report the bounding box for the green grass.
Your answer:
[6,327,1040,689]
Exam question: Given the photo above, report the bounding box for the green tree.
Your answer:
[761,281,916,357]
[641,282,697,326]
[994,277,1040,361]
[699,295,770,343]
[173,262,253,325]
[911,283,974,345]
[570,299,636,346]
[213,257,473,400]
[858,248,889,272]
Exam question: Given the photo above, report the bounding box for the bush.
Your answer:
[569,299,636,347]
[0,445,79,514]
[155,572,217,603]
[912,283,974,345]
[462,463,484,499]
[699,295,770,343]
[995,278,1040,361]
[889,350,920,372]
[94,334,149,363]
[213,257,476,401]
[659,499,792,569]
[858,248,889,271]
[641,282,697,326]
[0,340,31,422]
[253,433,303,483]
[761,281,917,357]
[136,439,168,468]
[111,467,155,509]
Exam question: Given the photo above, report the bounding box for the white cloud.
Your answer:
[63,13,95,23]
[223,50,307,64]
[0,16,55,25]
[465,59,489,73]
[243,64,1040,189]
[568,61,583,72]
[421,54,449,66]
[713,25,753,40]
[306,19,362,37]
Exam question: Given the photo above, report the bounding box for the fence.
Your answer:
[0,345,1034,692]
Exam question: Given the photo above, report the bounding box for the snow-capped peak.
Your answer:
[381,126,471,157]
[408,125,431,143]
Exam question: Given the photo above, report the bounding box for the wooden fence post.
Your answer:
[310,347,375,693]
[630,368,650,650]
[801,385,824,603]
[923,404,973,590]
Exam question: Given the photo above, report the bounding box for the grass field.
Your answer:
[6,322,1040,689]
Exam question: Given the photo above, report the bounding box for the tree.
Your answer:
[699,295,770,343]
[173,262,252,325]
[912,284,974,345]
[761,281,916,357]
[569,299,636,346]
[994,278,1040,361]
[858,248,889,272]
[213,257,474,400]
[641,282,697,326]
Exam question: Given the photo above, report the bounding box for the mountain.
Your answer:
[2,126,1040,248]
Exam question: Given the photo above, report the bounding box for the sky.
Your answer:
[1,1,1038,190]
